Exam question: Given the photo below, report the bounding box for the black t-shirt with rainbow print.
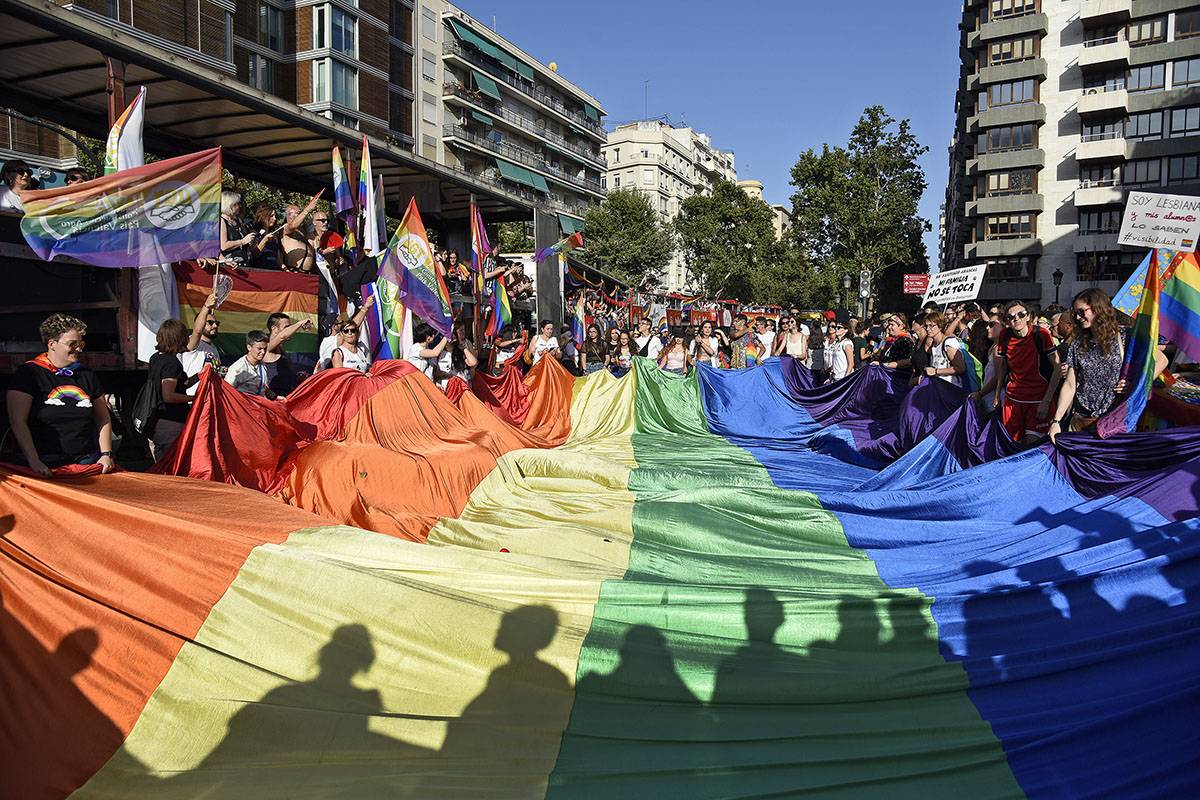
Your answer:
[9,355,103,465]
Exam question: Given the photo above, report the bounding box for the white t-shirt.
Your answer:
[0,187,24,213]
[224,356,270,396]
[336,343,371,373]
[318,334,339,370]
[178,346,219,396]
[634,334,662,360]
[930,336,963,387]
[690,336,721,366]
[532,335,560,364]
[404,343,435,378]
[798,324,812,367]
[826,338,853,381]
[758,330,776,356]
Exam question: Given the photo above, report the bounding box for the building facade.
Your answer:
[737,179,792,241]
[941,0,1200,307]
[603,120,736,291]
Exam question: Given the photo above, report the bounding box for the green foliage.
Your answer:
[582,188,675,286]
[497,221,534,252]
[789,105,931,312]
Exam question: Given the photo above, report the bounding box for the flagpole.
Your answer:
[470,194,483,344]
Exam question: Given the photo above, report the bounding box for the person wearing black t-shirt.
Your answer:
[6,314,115,476]
[870,313,916,381]
[145,319,200,462]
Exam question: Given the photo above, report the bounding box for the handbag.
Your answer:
[130,377,160,438]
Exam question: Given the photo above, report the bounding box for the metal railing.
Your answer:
[1081,82,1126,96]
[1079,177,1120,187]
[1081,129,1124,141]
[442,41,606,138]
[443,124,605,196]
[1083,34,1124,48]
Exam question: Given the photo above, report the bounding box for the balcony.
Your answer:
[1080,0,1132,26]
[1076,133,1128,161]
[979,57,1048,86]
[442,82,606,169]
[442,41,605,141]
[1074,182,1125,206]
[978,280,1041,302]
[1078,86,1128,115]
[966,238,1043,260]
[1073,233,1121,253]
[971,147,1045,173]
[968,193,1044,216]
[443,124,606,198]
[977,12,1048,43]
[1079,36,1130,69]
[971,102,1046,131]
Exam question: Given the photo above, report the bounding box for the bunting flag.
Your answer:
[360,278,411,361]
[571,268,586,348]
[564,260,601,289]
[331,145,354,220]
[103,85,146,174]
[535,231,584,262]
[1158,250,1200,362]
[1098,248,1162,438]
[379,198,453,337]
[21,148,222,267]
[357,135,380,256]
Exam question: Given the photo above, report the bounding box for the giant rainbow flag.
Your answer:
[2,356,1198,798]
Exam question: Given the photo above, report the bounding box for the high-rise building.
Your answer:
[423,4,607,231]
[603,120,736,291]
[941,1,1200,307]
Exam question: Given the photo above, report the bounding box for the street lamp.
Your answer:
[841,273,852,312]
[1052,267,1064,304]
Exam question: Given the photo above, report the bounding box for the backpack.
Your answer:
[130,377,159,438]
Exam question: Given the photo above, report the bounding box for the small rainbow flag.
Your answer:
[380,198,453,337]
[571,276,586,348]
[486,269,512,337]
[22,148,222,268]
[535,231,584,262]
[1159,251,1200,362]
[331,145,354,220]
[1099,249,1162,438]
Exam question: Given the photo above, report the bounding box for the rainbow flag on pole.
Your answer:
[358,135,381,256]
[1098,248,1163,438]
[1158,251,1200,362]
[485,269,512,338]
[360,277,411,360]
[571,277,586,348]
[535,231,584,262]
[331,145,354,220]
[21,148,222,267]
[379,198,453,337]
[104,85,146,174]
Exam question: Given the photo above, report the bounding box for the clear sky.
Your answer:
[452,0,963,266]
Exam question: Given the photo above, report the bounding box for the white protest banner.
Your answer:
[922,264,987,306]
[1119,191,1200,252]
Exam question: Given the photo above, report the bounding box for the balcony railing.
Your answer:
[1081,82,1126,96]
[444,124,605,196]
[442,41,605,138]
[1081,130,1123,141]
[442,82,605,168]
[1079,177,1119,187]
[1083,34,1123,47]
[982,232,1036,240]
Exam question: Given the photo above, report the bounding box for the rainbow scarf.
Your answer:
[379,198,452,337]
[535,231,584,262]
[21,148,222,268]
[1159,250,1200,362]
[1099,248,1163,437]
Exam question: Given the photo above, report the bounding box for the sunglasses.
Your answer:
[10,168,31,177]
[65,174,86,183]
[342,326,358,333]
[314,217,329,222]
[1005,310,1029,322]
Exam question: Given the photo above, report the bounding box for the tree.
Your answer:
[674,180,814,304]
[789,106,931,312]
[581,188,675,285]
[497,221,533,252]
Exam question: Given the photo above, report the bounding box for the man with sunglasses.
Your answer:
[179,291,222,393]
[0,159,32,212]
[971,299,1058,444]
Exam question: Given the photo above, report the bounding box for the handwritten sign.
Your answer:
[922,265,987,306]
[1119,191,1200,252]
[903,273,930,295]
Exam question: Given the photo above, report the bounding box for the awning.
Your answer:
[449,19,501,61]
[583,103,601,122]
[569,122,592,138]
[470,110,494,126]
[471,70,502,102]
[558,214,584,235]
[495,158,529,185]
[527,171,549,193]
[516,62,535,81]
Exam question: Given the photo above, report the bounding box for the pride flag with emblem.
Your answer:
[360,277,411,360]
[379,198,452,337]
[21,148,222,268]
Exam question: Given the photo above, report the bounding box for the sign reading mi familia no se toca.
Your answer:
[1119,191,1200,253]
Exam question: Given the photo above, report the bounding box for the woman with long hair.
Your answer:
[690,319,724,367]
[658,328,692,375]
[1049,288,1165,441]
[581,323,607,374]
[608,330,634,377]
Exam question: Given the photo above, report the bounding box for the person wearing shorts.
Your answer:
[972,300,1058,444]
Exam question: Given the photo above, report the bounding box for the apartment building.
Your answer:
[603,120,737,291]
[941,0,1200,307]
[411,4,607,231]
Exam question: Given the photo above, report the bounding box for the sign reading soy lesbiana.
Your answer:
[1119,191,1200,253]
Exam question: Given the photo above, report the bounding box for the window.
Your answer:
[1084,72,1126,93]
[612,149,619,163]
[986,169,1036,196]
[1176,58,1200,87]
[421,8,437,40]
[1126,64,1165,92]
[1125,111,1163,141]
[332,61,357,107]
[1083,118,1122,141]
[1081,163,1119,187]
[331,8,356,56]
[1178,10,1200,40]
[985,256,1038,282]
[988,0,1037,21]
[1077,251,1140,282]
[1171,106,1200,138]
[259,3,282,51]
[1168,154,1200,184]
[224,12,233,61]
[422,91,437,124]
[1127,18,1166,47]
[423,135,437,160]
[314,5,326,48]
[1079,207,1122,235]
[600,176,606,189]
[1124,158,1162,186]
[640,148,649,158]
[248,53,274,92]
[330,111,358,129]
[989,35,1038,65]
[613,175,620,188]
[983,213,1034,239]
[312,60,328,103]
[642,168,653,185]
[105,0,117,19]
[422,51,437,82]
[978,123,1035,153]
[978,78,1036,111]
